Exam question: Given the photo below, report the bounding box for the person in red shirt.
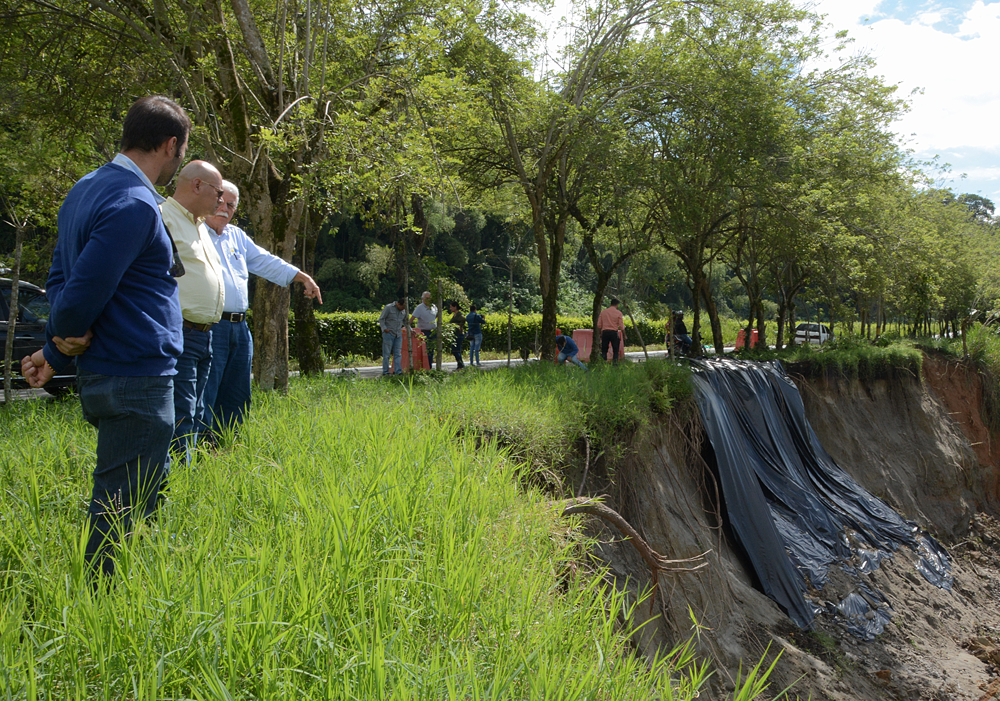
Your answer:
[597,297,626,363]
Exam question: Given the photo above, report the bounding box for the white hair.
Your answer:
[222,180,240,205]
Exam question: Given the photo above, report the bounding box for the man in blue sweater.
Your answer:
[21,95,191,579]
[555,334,588,371]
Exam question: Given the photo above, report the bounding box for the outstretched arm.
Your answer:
[293,271,322,305]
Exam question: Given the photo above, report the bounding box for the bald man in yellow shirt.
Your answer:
[160,161,226,463]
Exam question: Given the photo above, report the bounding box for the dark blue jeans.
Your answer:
[171,324,212,463]
[77,370,174,578]
[203,318,253,437]
[382,331,402,375]
[421,329,436,366]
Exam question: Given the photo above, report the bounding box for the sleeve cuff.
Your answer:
[42,343,72,373]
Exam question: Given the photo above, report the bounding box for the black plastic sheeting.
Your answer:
[691,358,952,637]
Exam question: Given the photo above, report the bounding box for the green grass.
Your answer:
[734,334,924,381]
[0,366,790,700]
[920,324,1000,434]
[363,360,693,471]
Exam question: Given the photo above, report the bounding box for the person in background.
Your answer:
[21,95,190,578]
[466,304,485,367]
[597,297,626,363]
[161,161,226,464]
[448,301,466,369]
[555,334,588,371]
[201,180,322,440]
[672,311,693,355]
[379,297,407,376]
[411,291,437,366]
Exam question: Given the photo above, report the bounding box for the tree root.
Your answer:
[555,495,710,611]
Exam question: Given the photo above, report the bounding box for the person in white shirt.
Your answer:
[410,291,438,366]
[201,181,322,439]
[160,161,226,463]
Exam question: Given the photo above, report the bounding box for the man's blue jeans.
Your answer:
[171,324,212,463]
[420,329,435,366]
[382,331,402,375]
[77,370,174,578]
[557,351,588,370]
[203,318,253,437]
[469,333,483,365]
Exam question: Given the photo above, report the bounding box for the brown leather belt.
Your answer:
[221,311,246,322]
[183,319,213,333]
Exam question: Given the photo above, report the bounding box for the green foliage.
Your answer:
[0,370,793,700]
[289,311,677,362]
[746,335,924,381]
[924,325,1000,435]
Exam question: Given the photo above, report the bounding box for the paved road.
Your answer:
[314,347,688,379]
[4,347,718,401]
[0,387,52,404]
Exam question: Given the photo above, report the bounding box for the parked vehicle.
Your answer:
[794,322,834,345]
[1,279,76,395]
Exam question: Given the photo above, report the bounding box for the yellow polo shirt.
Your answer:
[160,197,225,325]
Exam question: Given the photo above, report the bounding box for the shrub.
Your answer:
[286,311,674,362]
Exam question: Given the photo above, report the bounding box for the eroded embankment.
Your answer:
[583,354,1000,701]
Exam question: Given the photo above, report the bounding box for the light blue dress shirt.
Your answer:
[111,153,166,204]
[209,224,299,313]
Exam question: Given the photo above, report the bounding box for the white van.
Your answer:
[794,322,833,345]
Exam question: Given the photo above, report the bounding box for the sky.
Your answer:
[815,0,1000,203]
[537,0,1000,205]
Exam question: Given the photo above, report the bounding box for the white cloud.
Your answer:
[811,0,1000,196]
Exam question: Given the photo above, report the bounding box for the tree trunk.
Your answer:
[755,300,766,350]
[698,277,724,354]
[536,215,567,361]
[251,183,302,391]
[775,305,786,350]
[3,225,23,404]
[591,275,609,365]
[294,207,323,375]
[688,270,703,356]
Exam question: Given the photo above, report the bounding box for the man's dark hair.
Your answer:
[610,297,620,306]
[396,297,406,306]
[121,96,192,153]
[470,304,477,312]
[556,336,566,348]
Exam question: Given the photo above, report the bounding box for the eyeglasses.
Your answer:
[198,179,225,200]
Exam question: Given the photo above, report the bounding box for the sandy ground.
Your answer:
[581,354,1000,700]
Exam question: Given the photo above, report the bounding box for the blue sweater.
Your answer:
[43,163,183,376]
[556,335,578,356]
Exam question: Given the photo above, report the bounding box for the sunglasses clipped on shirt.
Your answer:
[168,234,185,278]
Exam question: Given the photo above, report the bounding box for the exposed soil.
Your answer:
[583,355,1000,700]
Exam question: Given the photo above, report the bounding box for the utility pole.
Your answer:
[436,280,443,371]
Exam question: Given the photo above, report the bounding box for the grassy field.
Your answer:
[0,362,787,700]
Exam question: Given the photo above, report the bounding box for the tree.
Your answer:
[3,0,477,387]
[455,0,689,359]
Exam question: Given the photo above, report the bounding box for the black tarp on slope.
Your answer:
[691,358,951,634]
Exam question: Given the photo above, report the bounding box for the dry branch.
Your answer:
[555,495,710,610]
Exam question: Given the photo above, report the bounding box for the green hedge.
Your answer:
[287,311,672,362]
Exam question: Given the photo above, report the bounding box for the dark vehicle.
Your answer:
[1,278,76,395]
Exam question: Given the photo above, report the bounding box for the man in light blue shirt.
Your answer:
[201,180,322,438]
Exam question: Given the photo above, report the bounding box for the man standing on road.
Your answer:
[379,297,408,375]
[201,180,322,440]
[411,291,437,366]
[21,95,190,578]
[597,297,626,363]
[161,161,226,463]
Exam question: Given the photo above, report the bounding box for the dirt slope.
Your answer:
[586,357,1000,700]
